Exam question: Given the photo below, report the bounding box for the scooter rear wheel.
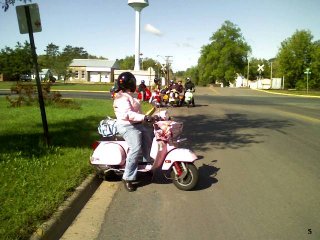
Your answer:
[171,163,198,191]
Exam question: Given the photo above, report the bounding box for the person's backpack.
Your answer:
[98,117,118,137]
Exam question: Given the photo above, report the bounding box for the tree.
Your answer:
[0,41,32,80]
[277,30,313,89]
[141,57,158,71]
[1,0,30,11]
[197,20,251,86]
[57,45,89,79]
[118,55,135,70]
[245,58,276,80]
[185,66,199,85]
[310,40,320,89]
[43,43,59,72]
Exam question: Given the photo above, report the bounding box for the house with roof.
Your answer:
[68,59,119,83]
[30,69,54,81]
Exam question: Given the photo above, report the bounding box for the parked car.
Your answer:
[19,74,32,82]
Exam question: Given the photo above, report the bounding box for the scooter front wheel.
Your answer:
[171,163,198,191]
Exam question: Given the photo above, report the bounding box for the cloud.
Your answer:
[144,24,163,36]
[174,42,195,49]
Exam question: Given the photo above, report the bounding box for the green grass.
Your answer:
[263,89,320,96]
[0,81,113,92]
[0,96,151,239]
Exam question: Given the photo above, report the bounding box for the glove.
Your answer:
[144,115,154,122]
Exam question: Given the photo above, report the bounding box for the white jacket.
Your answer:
[113,91,145,125]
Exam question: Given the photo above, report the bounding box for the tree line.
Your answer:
[184,20,320,89]
[1,17,319,89]
[0,42,171,81]
[0,42,95,81]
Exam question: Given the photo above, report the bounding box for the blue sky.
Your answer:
[1,0,320,71]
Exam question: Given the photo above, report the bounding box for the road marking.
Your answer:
[273,109,320,123]
[209,86,220,95]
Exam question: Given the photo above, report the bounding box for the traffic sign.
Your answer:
[161,64,166,73]
[257,64,265,72]
[16,4,42,34]
[304,68,311,74]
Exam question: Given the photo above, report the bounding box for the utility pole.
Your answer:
[165,56,172,86]
[157,55,172,86]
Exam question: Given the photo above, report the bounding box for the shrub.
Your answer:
[6,82,79,108]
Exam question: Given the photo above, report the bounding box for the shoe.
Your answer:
[122,180,137,192]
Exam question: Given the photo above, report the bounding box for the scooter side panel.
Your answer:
[90,141,127,165]
[162,148,198,170]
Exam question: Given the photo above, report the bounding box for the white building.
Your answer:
[114,67,156,86]
[68,59,119,83]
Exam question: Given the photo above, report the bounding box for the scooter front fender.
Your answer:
[162,148,198,170]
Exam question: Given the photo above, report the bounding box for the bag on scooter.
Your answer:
[154,121,183,142]
[98,117,118,137]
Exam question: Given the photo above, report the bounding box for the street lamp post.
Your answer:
[247,57,250,87]
[304,68,311,95]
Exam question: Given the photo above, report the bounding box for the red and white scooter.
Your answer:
[90,110,200,190]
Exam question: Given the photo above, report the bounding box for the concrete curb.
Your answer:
[30,174,103,240]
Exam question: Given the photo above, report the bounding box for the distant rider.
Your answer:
[138,80,147,101]
[184,77,195,107]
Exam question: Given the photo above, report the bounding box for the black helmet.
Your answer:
[116,72,136,92]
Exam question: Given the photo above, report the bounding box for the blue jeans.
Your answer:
[116,123,153,181]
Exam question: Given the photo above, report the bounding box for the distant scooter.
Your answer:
[149,89,161,108]
[168,89,184,107]
[184,89,195,107]
[90,110,200,190]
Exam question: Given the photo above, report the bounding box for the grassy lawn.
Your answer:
[264,89,320,96]
[0,81,113,92]
[0,96,150,239]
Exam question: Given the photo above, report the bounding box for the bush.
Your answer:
[6,82,79,108]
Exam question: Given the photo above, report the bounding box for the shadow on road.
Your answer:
[132,159,220,191]
[193,160,219,191]
[175,113,292,152]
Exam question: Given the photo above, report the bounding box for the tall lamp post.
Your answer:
[128,0,149,71]
[304,68,311,95]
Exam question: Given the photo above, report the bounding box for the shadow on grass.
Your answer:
[0,115,103,159]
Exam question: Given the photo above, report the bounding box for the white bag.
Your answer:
[98,117,118,137]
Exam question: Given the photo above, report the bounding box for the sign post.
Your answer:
[304,68,311,95]
[257,64,265,80]
[16,4,50,146]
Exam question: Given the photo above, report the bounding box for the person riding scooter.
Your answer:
[113,72,154,192]
[137,80,147,101]
[184,77,195,107]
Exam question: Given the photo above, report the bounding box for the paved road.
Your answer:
[63,87,320,240]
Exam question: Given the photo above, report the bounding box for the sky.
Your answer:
[1,0,320,72]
